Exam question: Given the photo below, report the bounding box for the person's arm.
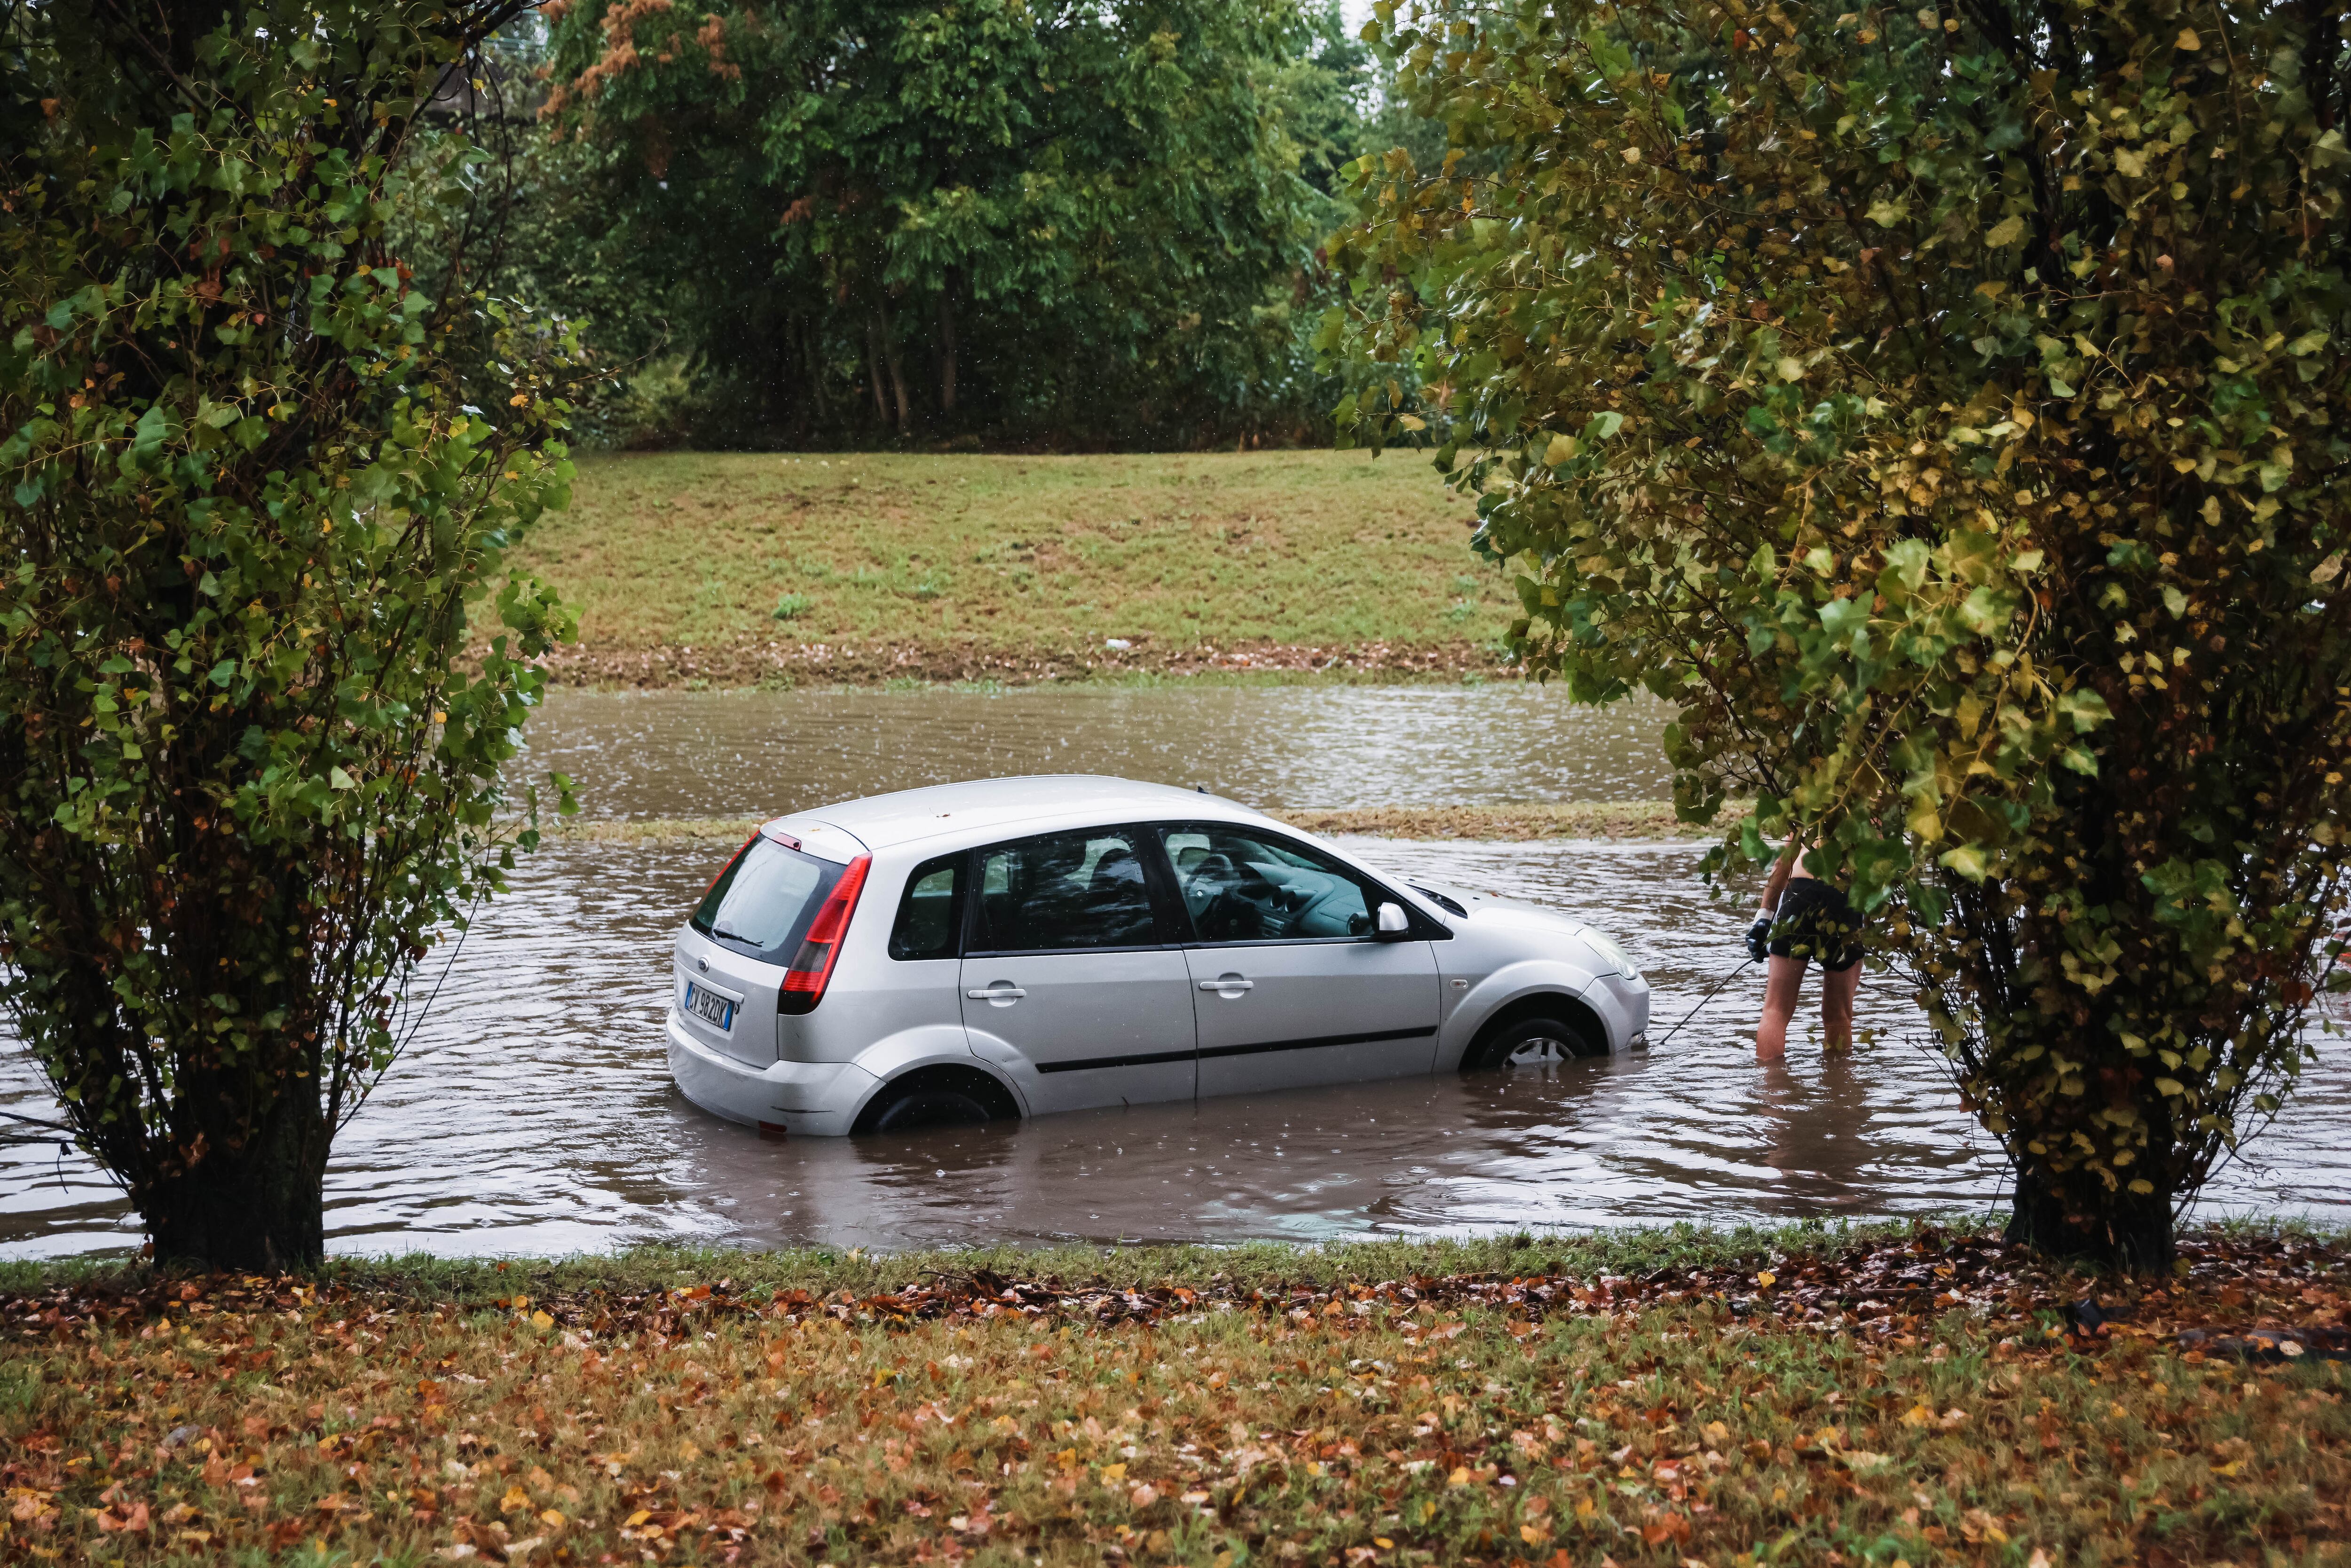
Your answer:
[1745,834,1800,960]
[1759,834,1801,916]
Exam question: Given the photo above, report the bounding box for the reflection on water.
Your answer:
[513,684,1677,819]
[6,836,2343,1259]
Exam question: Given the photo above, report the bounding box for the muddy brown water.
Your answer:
[4,834,2344,1260]
[509,684,1680,819]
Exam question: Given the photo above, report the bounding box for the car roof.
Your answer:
[778,775,1279,854]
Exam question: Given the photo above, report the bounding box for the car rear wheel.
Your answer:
[1461,1012,1602,1072]
[852,1067,1021,1135]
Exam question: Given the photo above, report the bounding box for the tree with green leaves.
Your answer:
[536,0,1341,446]
[1333,0,2351,1264]
[0,0,582,1268]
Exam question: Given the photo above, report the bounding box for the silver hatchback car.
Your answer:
[667,776,1650,1136]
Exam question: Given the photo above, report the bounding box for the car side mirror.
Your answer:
[1374,902,1410,939]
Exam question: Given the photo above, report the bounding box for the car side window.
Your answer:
[969,828,1166,953]
[888,853,965,961]
[1158,825,1382,943]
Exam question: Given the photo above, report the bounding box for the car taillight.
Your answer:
[778,854,870,1015]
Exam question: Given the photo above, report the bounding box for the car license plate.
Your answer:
[684,981,737,1032]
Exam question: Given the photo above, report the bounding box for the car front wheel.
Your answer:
[1461,1012,1602,1072]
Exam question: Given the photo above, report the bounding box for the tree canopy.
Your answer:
[1333,0,2351,1262]
[529,0,1376,447]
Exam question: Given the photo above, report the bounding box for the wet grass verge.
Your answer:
[516,451,1512,689]
[545,801,1717,847]
[2,1221,2344,1566]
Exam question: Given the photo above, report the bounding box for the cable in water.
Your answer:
[1650,955,1759,1048]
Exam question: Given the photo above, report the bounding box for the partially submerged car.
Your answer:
[668,777,1649,1135]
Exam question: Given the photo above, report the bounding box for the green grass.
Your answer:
[0,1218,1928,1306]
[4,1223,2346,1567]
[515,451,1513,684]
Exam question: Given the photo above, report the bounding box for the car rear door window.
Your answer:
[1160,826,1381,942]
[970,828,1166,953]
[889,853,965,961]
[691,835,848,961]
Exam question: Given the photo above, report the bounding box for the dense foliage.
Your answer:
[529,0,1373,448]
[0,0,580,1266]
[1333,0,2351,1262]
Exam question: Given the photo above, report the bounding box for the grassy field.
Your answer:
[5,1224,2345,1568]
[514,452,1514,686]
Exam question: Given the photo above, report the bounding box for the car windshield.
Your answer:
[1160,827,1373,941]
[691,836,846,960]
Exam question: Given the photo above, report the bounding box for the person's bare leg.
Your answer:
[1821,962,1860,1052]
[1756,956,1807,1061]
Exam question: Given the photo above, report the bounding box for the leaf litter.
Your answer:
[0,1228,2343,1565]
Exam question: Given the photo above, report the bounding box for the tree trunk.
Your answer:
[867,315,889,426]
[937,288,957,416]
[805,315,829,424]
[141,1092,330,1270]
[2004,1162,2175,1272]
[879,301,912,436]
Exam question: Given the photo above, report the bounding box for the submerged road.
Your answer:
[4,834,2342,1259]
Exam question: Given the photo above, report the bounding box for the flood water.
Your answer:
[512,684,1679,819]
[5,829,2345,1259]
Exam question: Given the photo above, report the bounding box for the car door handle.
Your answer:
[967,986,1026,1000]
[1199,977,1254,992]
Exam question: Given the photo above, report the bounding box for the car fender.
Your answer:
[1440,959,1622,1068]
[846,1024,1032,1118]
[960,1022,1060,1112]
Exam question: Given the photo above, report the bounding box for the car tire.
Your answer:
[864,1085,995,1133]
[852,1067,1020,1135]
[1461,1011,1602,1072]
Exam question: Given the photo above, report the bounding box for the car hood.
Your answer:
[1407,878,1588,937]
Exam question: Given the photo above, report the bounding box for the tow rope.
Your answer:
[1649,955,1759,1049]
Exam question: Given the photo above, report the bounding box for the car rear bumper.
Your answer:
[666,1010,876,1137]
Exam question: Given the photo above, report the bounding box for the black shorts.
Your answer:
[1769,879,1862,971]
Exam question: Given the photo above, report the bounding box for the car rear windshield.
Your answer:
[692,836,847,961]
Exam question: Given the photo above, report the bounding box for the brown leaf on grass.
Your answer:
[92,1500,150,1533]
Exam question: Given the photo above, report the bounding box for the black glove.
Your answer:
[1745,914,1773,963]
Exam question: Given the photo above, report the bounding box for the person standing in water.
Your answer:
[1744,835,1863,1061]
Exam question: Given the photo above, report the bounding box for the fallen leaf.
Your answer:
[94,1501,151,1533]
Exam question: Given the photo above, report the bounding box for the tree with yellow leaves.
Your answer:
[1331,0,2351,1264]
